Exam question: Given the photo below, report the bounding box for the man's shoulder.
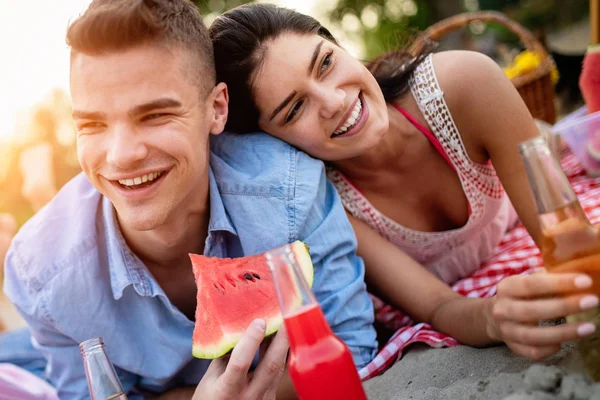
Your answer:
[210,131,324,198]
[6,173,103,290]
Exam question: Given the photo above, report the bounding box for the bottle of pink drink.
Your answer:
[266,245,368,400]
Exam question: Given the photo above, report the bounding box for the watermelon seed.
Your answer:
[226,275,237,287]
[243,273,253,281]
[252,273,261,280]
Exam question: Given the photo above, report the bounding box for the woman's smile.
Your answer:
[331,92,370,139]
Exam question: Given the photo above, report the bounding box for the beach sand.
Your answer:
[364,343,600,400]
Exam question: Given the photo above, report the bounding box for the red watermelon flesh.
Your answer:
[580,45,600,114]
[190,241,314,359]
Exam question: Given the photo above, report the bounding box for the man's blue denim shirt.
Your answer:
[3,132,377,399]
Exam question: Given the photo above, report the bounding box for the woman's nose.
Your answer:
[319,88,346,120]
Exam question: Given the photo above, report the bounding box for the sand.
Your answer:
[363,343,600,400]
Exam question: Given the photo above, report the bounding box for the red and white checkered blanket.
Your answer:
[358,150,600,380]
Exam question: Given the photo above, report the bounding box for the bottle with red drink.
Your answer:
[266,245,368,400]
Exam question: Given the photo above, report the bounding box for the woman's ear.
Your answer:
[209,82,229,135]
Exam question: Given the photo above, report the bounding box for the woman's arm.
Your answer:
[350,215,597,360]
[432,50,542,246]
[348,213,499,347]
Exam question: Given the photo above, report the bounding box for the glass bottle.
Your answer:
[80,337,128,400]
[519,136,600,381]
[266,244,368,400]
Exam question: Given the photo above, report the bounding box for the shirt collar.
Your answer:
[103,166,237,300]
[206,167,237,235]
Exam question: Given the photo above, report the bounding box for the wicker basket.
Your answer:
[418,11,557,124]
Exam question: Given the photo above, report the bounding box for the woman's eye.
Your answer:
[320,51,333,74]
[285,100,304,124]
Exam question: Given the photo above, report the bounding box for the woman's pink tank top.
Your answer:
[327,54,518,284]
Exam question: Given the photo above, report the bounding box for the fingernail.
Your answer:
[580,295,599,310]
[574,275,593,289]
[577,323,596,337]
[253,319,266,331]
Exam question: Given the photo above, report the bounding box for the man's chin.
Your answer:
[115,207,165,232]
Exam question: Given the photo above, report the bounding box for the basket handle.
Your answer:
[417,11,548,58]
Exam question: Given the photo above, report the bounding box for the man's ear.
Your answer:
[209,82,228,136]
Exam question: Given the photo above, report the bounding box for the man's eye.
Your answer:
[142,113,169,122]
[320,51,333,74]
[285,100,304,124]
[77,122,103,133]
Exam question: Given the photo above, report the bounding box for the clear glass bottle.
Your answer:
[266,244,367,400]
[80,337,128,400]
[519,136,600,381]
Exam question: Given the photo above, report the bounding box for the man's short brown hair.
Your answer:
[67,0,215,92]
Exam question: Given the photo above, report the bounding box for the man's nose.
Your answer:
[106,125,148,168]
[318,88,346,120]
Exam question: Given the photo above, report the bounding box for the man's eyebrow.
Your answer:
[72,110,106,120]
[269,91,297,122]
[308,40,324,75]
[128,98,183,118]
[71,98,183,121]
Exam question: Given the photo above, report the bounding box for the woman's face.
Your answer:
[253,33,389,161]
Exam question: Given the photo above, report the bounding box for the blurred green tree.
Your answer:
[194,0,244,20]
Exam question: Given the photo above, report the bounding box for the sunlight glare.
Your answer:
[0,0,91,142]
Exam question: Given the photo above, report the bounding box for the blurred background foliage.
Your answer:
[0,0,593,229]
[196,0,590,58]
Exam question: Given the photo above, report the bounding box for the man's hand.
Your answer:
[193,319,289,400]
[488,271,598,360]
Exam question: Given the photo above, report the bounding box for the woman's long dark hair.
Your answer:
[209,3,435,133]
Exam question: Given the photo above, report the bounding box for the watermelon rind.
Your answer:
[191,241,314,359]
[587,44,600,54]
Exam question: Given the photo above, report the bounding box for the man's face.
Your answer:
[71,45,226,231]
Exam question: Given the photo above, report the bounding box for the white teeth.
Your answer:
[333,98,362,136]
[118,171,163,187]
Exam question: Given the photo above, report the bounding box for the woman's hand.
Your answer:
[489,271,598,360]
[193,319,289,400]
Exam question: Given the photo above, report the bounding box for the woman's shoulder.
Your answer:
[429,50,505,97]
[410,50,504,109]
[427,50,523,160]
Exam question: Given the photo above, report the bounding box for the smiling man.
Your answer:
[0,0,377,399]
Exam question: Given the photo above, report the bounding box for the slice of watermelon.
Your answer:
[580,44,600,114]
[190,241,314,359]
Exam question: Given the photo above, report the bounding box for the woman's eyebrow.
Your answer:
[269,40,325,122]
[270,91,297,121]
[307,40,324,74]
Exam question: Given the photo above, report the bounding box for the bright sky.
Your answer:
[0,0,326,142]
[0,0,92,140]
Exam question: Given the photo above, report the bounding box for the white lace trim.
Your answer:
[409,55,503,200]
[327,54,505,255]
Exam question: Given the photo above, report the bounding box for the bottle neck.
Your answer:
[80,338,125,400]
[519,136,584,216]
[284,305,333,348]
